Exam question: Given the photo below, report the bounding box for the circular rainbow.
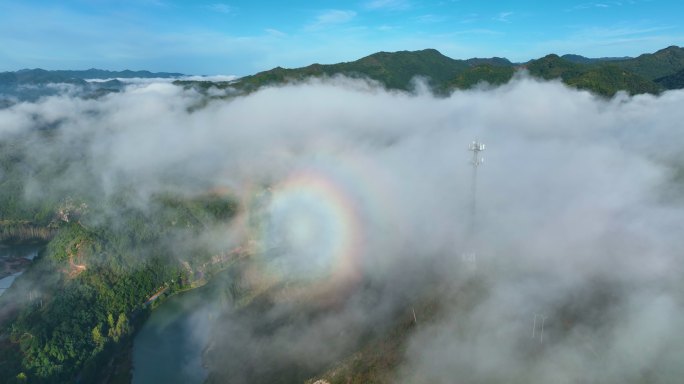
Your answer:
[253,168,363,285]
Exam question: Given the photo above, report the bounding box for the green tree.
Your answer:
[91,324,105,350]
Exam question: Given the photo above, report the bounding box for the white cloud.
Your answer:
[180,74,237,82]
[5,76,684,382]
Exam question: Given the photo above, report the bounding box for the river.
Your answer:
[0,243,43,297]
[131,270,232,384]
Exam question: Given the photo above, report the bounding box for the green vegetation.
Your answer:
[0,69,184,87]
[612,46,684,80]
[4,46,683,103]
[0,69,183,104]
[176,49,516,95]
[0,130,240,382]
[655,68,684,89]
[567,64,662,96]
[175,45,684,98]
[239,49,473,92]
[560,54,631,65]
[525,54,586,81]
[0,190,238,382]
[0,191,238,382]
[449,64,515,89]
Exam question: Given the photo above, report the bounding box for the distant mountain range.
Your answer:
[0,68,182,85]
[2,46,684,105]
[176,45,684,98]
[0,69,184,105]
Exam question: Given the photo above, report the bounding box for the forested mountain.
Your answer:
[523,54,663,96]
[0,68,183,86]
[560,54,631,64]
[0,69,184,104]
[175,45,684,97]
[655,68,684,89]
[612,45,684,80]
[4,46,684,103]
[234,48,506,92]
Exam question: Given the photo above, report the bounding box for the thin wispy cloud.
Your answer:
[207,3,233,14]
[567,1,638,11]
[140,0,167,7]
[531,23,677,62]
[576,25,675,39]
[365,0,412,11]
[265,28,287,37]
[306,9,357,30]
[377,25,399,31]
[458,13,480,24]
[494,11,514,23]
[125,0,167,7]
[570,3,610,11]
[452,28,503,36]
[415,14,448,24]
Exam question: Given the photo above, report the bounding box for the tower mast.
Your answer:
[468,140,485,236]
[463,140,485,270]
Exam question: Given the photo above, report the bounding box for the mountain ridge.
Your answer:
[0,68,184,84]
[175,45,684,97]
[2,45,684,100]
[0,69,186,104]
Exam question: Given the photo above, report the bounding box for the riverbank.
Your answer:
[99,251,245,384]
[0,221,56,244]
[0,243,45,297]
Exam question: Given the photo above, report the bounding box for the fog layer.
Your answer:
[2,75,684,383]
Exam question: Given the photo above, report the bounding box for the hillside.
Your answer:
[655,68,684,89]
[525,54,587,81]
[0,131,239,382]
[3,46,684,101]
[4,47,683,101]
[560,54,631,64]
[611,45,684,80]
[524,54,662,96]
[175,46,684,98]
[448,64,516,89]
[567,64,662,96]
[0,69,183,85]
[235,49,500,92]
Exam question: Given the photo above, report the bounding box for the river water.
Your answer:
[0,243,43,297]
[131,272,230,384]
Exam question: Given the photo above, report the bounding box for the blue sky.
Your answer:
[0,0,682,75]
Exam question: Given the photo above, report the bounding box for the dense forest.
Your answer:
[175,45,684,98]
[0,130,239,382]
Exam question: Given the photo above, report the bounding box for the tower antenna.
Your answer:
[462,139,485,270]
[468,139,485,234]
[532,314,547,344]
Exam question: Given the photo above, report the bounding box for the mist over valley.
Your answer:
[2,57,684,382]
